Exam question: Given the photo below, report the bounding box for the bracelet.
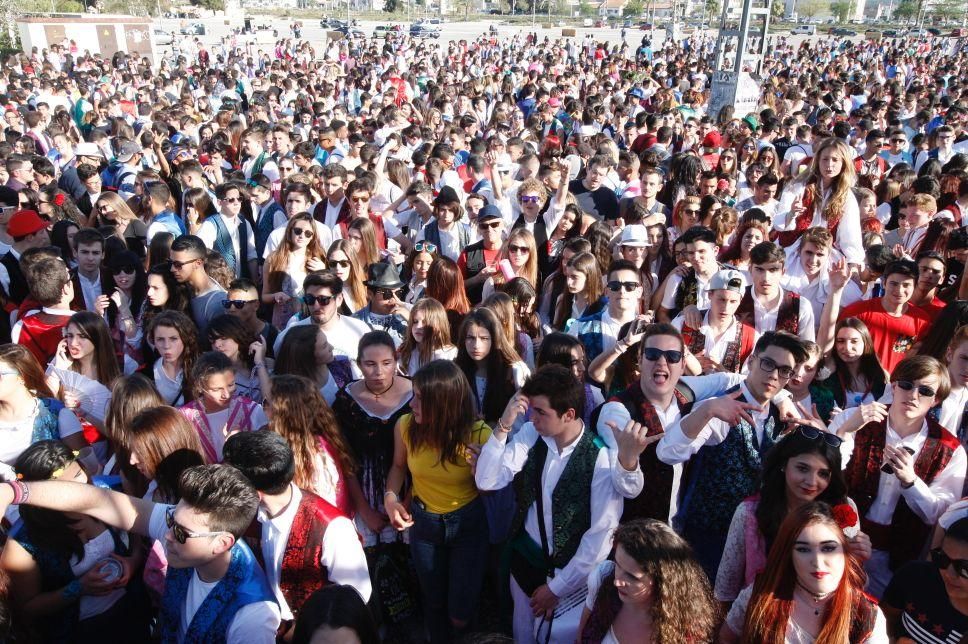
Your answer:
[496,419,512,433]
[384,491,398,503]
[7,480,28,505]
[62,579,82,601]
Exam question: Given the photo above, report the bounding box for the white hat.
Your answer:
[74,142,103,158]
[619,225,649,247]
[709,269,748,294]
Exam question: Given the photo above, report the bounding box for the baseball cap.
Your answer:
[115,140,143,163]
[75,142,104,159]
[619,224,649,247]
[477,204,503,222]
[8,210,48,237]
[742,115,759,131]
[702,131,722,148]
[709,269,748,294]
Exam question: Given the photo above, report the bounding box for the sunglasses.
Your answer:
[168,258,201,270]
[642,347,683,364]
[113,265,136,275]
[508,244,530,254]
[895,380,936,398]
[682,208,700,215]
[222,299,256,309]
[519,195,540,204]
[794,425,843,447]
[221,196,242,204]
[291,227,314,238]
[375,288,401,299]
[931,548,968,579]
[414,241,437,253]
[479,220,502,229]
[302,294,335,306]
[756,355,795,380]
[350,196,370,203]
[329,259,351,268]
[607,280,641,292]
[166,507,231,545]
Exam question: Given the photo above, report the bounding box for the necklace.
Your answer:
[795,580,834,616]
[364,376,395,399]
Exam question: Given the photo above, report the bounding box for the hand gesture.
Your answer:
[842,402,888,435]
[847,531,873,561]
[464,443,483,477]
[78,563,116,596]
[94,294,111,317]
[386,497,414,531]
[696,352,725,374]
[249,336,266,366]
[360,505,389,534]
[828,257,850,292]
[110,288,130,313]
[706,390,762,426]
[307,257,326,272]
[682,304,703,329]
[884,444,917,487]
[273,292,291,305]
[794,401,828,433]
[63,389,82,411]
[791,195,807,218]
[481,264,499,277]
[499,392,529,431]
[892,243,905,258]
[53,339,72,369]
[607,420,662,471]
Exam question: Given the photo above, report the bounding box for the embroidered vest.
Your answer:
[610,383,693,522]
[255,202,285,259]
[462,241,488,303]
[279,491,346,617]
[179,397,259,463]
[513,213,551,281]
[579,568,622,644]
[843,414,960,568]
[573,309,609,363]
[672,268,701,316]
[211,215,251,279]
[681,318,756,373]
[736,287,801,335]
[776,184,841,248]
[159,540,275,644]
[18,310,72,366]
[677,385,781,537]
[509,430,605,570]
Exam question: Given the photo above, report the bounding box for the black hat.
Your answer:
[364,262,405,290]
[433,185,461,207]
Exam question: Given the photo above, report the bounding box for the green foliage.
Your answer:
[384,0,398,10]
[704,0,719,17]
[893,0,916,20]
[623,0,641,17]
[830,0,851,22]
[797,0,826,19]
[771,0,784,19]
[192,0,223,10]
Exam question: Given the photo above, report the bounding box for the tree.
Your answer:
[623,0,642,17]
[705,0,719,18]
[578,0,595,16]
[893,0,916,20]
[830,0,851,22]
[770,0,784,19]
[797,0,826,20]
[931,0,962,23]
[384,0,398,10]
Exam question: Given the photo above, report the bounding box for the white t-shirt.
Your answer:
[263,220,334,259]
[147,504,280,644]
[0,398,82,481]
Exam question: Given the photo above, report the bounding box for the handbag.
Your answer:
[365,533,421,628]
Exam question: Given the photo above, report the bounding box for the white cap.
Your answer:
[708,268,748,294]
[619,225,649,247]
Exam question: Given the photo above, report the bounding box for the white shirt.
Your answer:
[274,315,370,375]
[197,404,269,461]
[781,266,862,327]
[751,287,816,342]
[263,220,333,260]
[566,308,627,357]
[671,310,747,368]
[323,198,345,230]
[153,358,185,406]
[258,485,371,620]
[415,221,469,261]
[10,306,74,345]
[830,410,966,526]
[77,271,102,311]
[0,397,82,480]
[774,182,864,266]
[475,422,623,598]
[146,504,280,644]
[198,215,258,278]
[661,270,714,312]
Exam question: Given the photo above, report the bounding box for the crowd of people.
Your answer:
[0,18,967,644]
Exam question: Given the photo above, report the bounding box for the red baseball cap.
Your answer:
[7,210,48,237]
[702,131,723,148]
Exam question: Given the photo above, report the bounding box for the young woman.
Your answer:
[274,325,354,406]
[536,332,605,427]
[817,317,888,411]
[178,351,267,463]
[139,263,191,359]
[399,298,457,377]
[483,292,536,370]
[328,239,366,315]
[262,213,327,329]
[504,277,543,345]
[346,217,381,269]
[578,518,718,644]
[425,256,472,343]
[719,219,770,274]
[292,586,380,644]
[92,193,148,258]
[736,136,758,171]
[538,237,592,327]
[331,331,413,547]
[105,251,147,362]
[0,344,86,481]
[402,241,437,305]
[481,228,538,300]
[182,187,218,236]
[206,314,265,403]
[717,149,739,181]
[553,251,606,332]
[0,441,149,642]
[669,196,702,243]
[141,310,199,407]
[46,311,131,397]
[455,308,530,424]
[722,502,889,643]
[50,219,80,267]
[715,427,863,606]
[267,375,356,516]
[385,360,491,644]
[101,374,163,496]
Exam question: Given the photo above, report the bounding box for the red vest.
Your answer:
[844,414,961,569]
[18,311,72,366]
[681,319,755,374]
[736,287,801,335]
[278,490,346,616]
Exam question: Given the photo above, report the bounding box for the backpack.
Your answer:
[101,161,135,192]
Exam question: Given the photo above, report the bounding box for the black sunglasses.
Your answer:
[166,507,230,545]
[302,294,335,306]
[222,299,256,310]
[794,425,843,447]
[642,347,683,364]
[895,380,936,398]
[329,259,351,268]
[113,265,137,274]
[168,258,201,270]
[931,548,968,580]
[607,280,641,293]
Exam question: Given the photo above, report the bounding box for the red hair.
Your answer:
[741,502,870,643]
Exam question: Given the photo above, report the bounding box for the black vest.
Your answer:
[462,240,487,304]
[1,251,27,304]
[513,214,550,284]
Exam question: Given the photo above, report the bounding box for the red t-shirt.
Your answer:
[838,298,933,374]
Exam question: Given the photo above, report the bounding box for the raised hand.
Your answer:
[706,390,762,426]
[607,420,662,471]
[828,257,850,292]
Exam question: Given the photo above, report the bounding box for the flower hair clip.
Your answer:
[832,503,860,539]
[53,193,66,207]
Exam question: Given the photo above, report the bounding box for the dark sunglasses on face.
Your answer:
[302,294,335,306]
[222,299,256,309]
[642,347,683,364]
[682,208,700,215]
[479,220,502,229]
[414,241,437,253]
[291,227,314,238]
[350,196,370,203]
[895,380,936,398]
[519,195,540,204]
[168,258,200,270]
[508,244,529,254]
[794,425,843,447]
[166,507,229,545]
[607,280,640,293]
[329,259,351,268]
[375,288,401,299]
[113,265,136,275]
[931,548,968,579]
[221,196,242,204]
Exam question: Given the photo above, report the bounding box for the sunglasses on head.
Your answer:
[302,294,335,306]
[793,425,843,447]
[607,280,640,292]
[222,299,255,310]
[166,507,231,545]
[414,241,437,253]
[931,548,968,580]
[895,380,936,398]
[642,347,683,363]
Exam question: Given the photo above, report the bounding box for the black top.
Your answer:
[883,560,968,643]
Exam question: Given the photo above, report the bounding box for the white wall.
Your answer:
[18,18,156,62]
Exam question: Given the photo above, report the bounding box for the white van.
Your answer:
[791,24,816,35]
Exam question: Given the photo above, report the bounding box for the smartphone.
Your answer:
[880,445,915,474]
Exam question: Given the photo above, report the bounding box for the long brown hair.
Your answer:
[0,344,54,398]
[742,502,869,643]
[267,375,356,489]
[264,213,326,293]
[125,406,206,480]
[65,311,120,387]
[798,137,857,227]
[327,239,367,311]
[426,255,471,315]
[409,360,476,467]
[146,310,201,401]
[399,298,454,375]
[552,252,603,331]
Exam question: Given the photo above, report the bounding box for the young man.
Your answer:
[264,183,333,258]
[416,186,471,262]
[248,174,287,262]
[853,129,888,183]
[836,259,933,373]
[476,365,622,644]
[273,272,369,372]
[737,241,816,340]
[225,278,278,354]
[352,263,410,346]
[569,259,643,362]
[222,431,370,635]
[915,125,962,170]
[879,129,913,170]
[657,331,810,578]
[70,228,110,314]
[0,209,50,312]
[734,173,780,219]
[831,356,966,596]
[339,179,410,253]
[198,183,257,280]
[568,154,619,221]
[909,251,947,320]
[620,167,669,222]
[240,129,280,183]
[145,181,186,244]
[12,255,75,365]
[169,234,226,332]
[781,226,862,324]
[658,226,722,323]
[0,465,281,642]
[310,164,349,231]
[673,268,756,375]
[458,205,504,304]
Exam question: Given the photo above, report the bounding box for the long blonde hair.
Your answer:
[495,228,538,289]
[264,213,326,293]
[800,137,857,226]
[399,298,454,375]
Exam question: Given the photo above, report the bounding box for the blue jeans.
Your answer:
[409,496,490,644]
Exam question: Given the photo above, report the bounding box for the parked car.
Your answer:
[927,27,941,35]
[178,24,206,35]
[410,24,440,38]
[373,24,397,37]
[335,25,365,38]
[831,27,857,36]
[320,19,347,29]
[153,29,174,45]
[791,24,816,35]
[883,28,905,36]
[639,21,653,30]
